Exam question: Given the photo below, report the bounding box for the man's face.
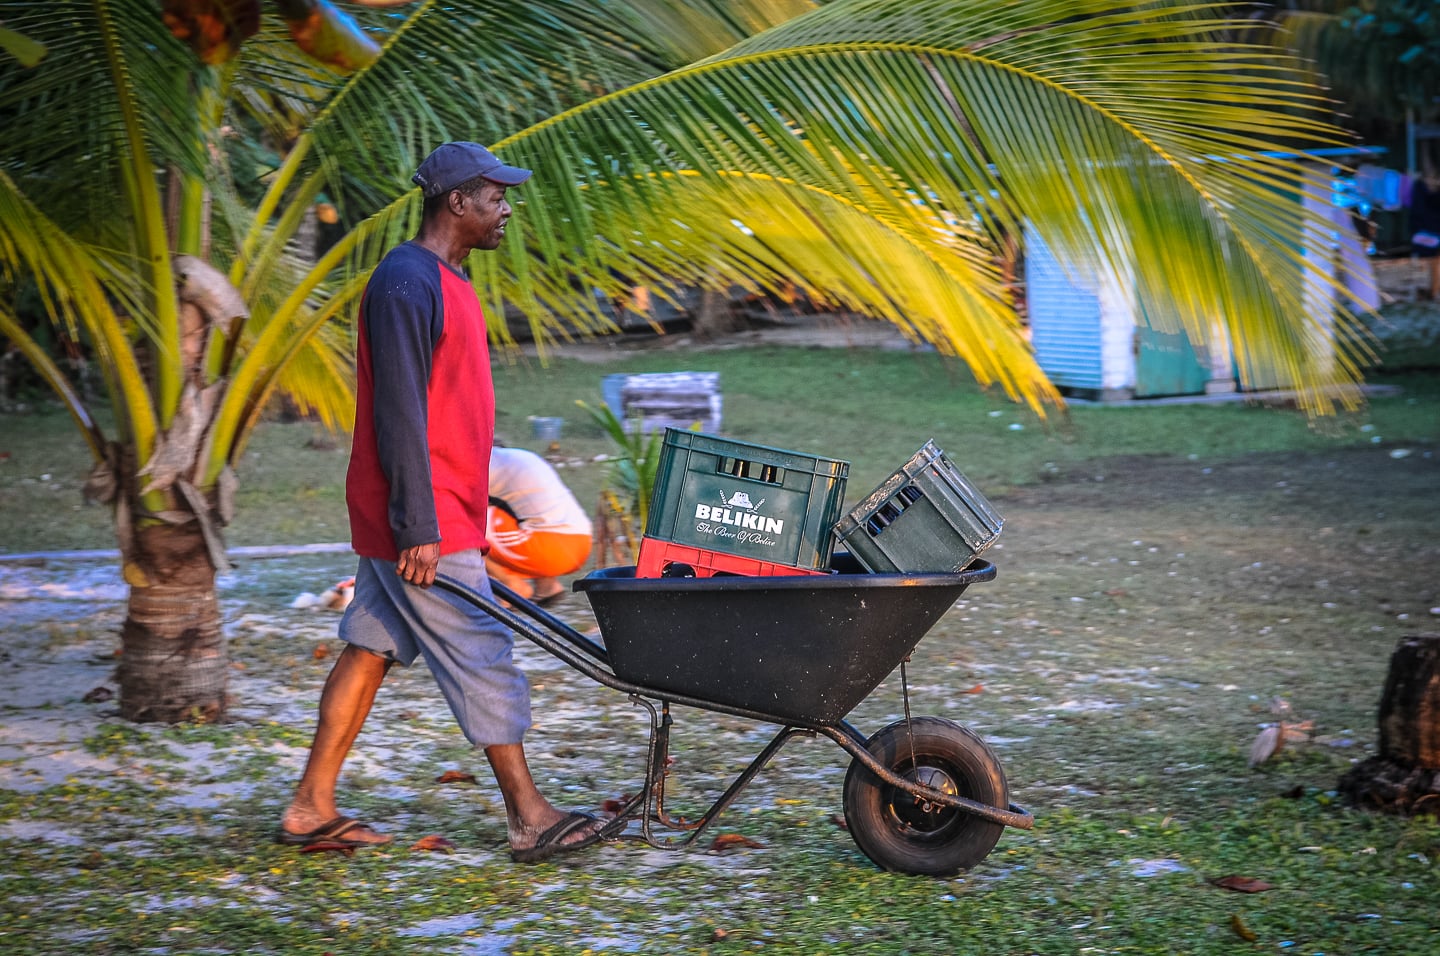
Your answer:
[461,181,513,251]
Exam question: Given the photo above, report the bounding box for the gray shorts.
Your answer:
[338,549,531,746]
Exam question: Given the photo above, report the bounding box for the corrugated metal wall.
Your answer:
[1024,153,1380,399]
[1024,226,1105,390]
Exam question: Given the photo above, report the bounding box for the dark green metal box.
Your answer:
[833,441,1003,573]
[644,429,850,571]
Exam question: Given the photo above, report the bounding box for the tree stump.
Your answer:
[1338,634,1440,815]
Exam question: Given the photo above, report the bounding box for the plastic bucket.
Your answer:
[531,416,564,441]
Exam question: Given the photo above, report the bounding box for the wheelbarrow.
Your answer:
[434,552,1033,876]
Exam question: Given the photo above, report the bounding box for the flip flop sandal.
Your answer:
[276,815,392,848]
[510,811,603,864]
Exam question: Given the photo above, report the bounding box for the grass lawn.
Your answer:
[1,342,1438,955]
[2,344,1436,554]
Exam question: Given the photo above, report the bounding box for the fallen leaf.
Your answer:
[712,928,729,940]
[1248,726,1283,767]
[962,683,984,694]
[435,770,478,785]
[831,814,849,831]
[1280,720,1314,743]
[312,645,329,660]
[82,686,114,703]
[601,796,632,814]
[1103,588,1127,597]
[1280,785,1304,799]
[710,833,764,851]
[410,834,456,853]
[1229,913,1257,941]
[299,841,356,856]
[398,710,419,720]
[1211,875,1274,893]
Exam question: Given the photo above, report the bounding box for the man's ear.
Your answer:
[446,189,467,216]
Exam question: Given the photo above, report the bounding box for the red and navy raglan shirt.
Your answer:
[346,241,494,561]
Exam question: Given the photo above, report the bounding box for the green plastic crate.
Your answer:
[833,441,1003,573]
[644,428,849,571]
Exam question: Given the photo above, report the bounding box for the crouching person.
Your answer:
[486,445,594,606]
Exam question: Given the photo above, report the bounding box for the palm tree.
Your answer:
[2,0,1370,722]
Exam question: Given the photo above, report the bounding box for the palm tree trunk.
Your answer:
[1338,634,1440,815]
[690,285,742,340]
[117,523,228,722]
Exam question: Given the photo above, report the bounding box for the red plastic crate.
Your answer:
[634,538,831,579]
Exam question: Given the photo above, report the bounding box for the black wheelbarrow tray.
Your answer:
[434,553,1033,876]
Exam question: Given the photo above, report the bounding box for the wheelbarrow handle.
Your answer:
[433,572,897,729]
[433,572,611,667]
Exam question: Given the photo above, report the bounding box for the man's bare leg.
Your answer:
[281,644,394,843]
[484,560,534,601]
[531,575,565,602]
[487,742,603,850]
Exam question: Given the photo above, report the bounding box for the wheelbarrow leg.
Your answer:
[645,700,682,830]
[687,725,812,840]
[620,698,812,850]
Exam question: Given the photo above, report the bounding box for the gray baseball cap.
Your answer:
[411,142,532,197]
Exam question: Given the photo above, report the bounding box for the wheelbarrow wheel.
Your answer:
[843,717,1008,876]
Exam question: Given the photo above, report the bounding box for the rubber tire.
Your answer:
[843,716,1008,876]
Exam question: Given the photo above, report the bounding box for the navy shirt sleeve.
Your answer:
[362,249,446,550]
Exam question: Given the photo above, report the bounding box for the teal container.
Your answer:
[833,441,1004,573]
[645,429,849,571]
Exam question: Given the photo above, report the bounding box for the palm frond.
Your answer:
[203,188,416,482]
[0,167,157,453]
[231,0,822,265]
[0,1,208,225]
[229,309,354,463]
[477,0,1367,411]
[483,168,1055,406]
[3,0,1383,474]
[576,0,819,66]
[0,304,105,458]
[0,0,217,423]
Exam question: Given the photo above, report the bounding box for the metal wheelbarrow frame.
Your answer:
[434,554,1033,876]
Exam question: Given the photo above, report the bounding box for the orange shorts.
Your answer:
[485,507,591,578]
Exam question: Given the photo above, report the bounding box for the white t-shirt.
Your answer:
[488,447,593,535]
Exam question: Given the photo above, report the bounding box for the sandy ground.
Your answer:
[3,441,1435,825]
[3,317,1437,952]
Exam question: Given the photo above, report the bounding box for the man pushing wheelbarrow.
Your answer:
[278,142,605,863]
